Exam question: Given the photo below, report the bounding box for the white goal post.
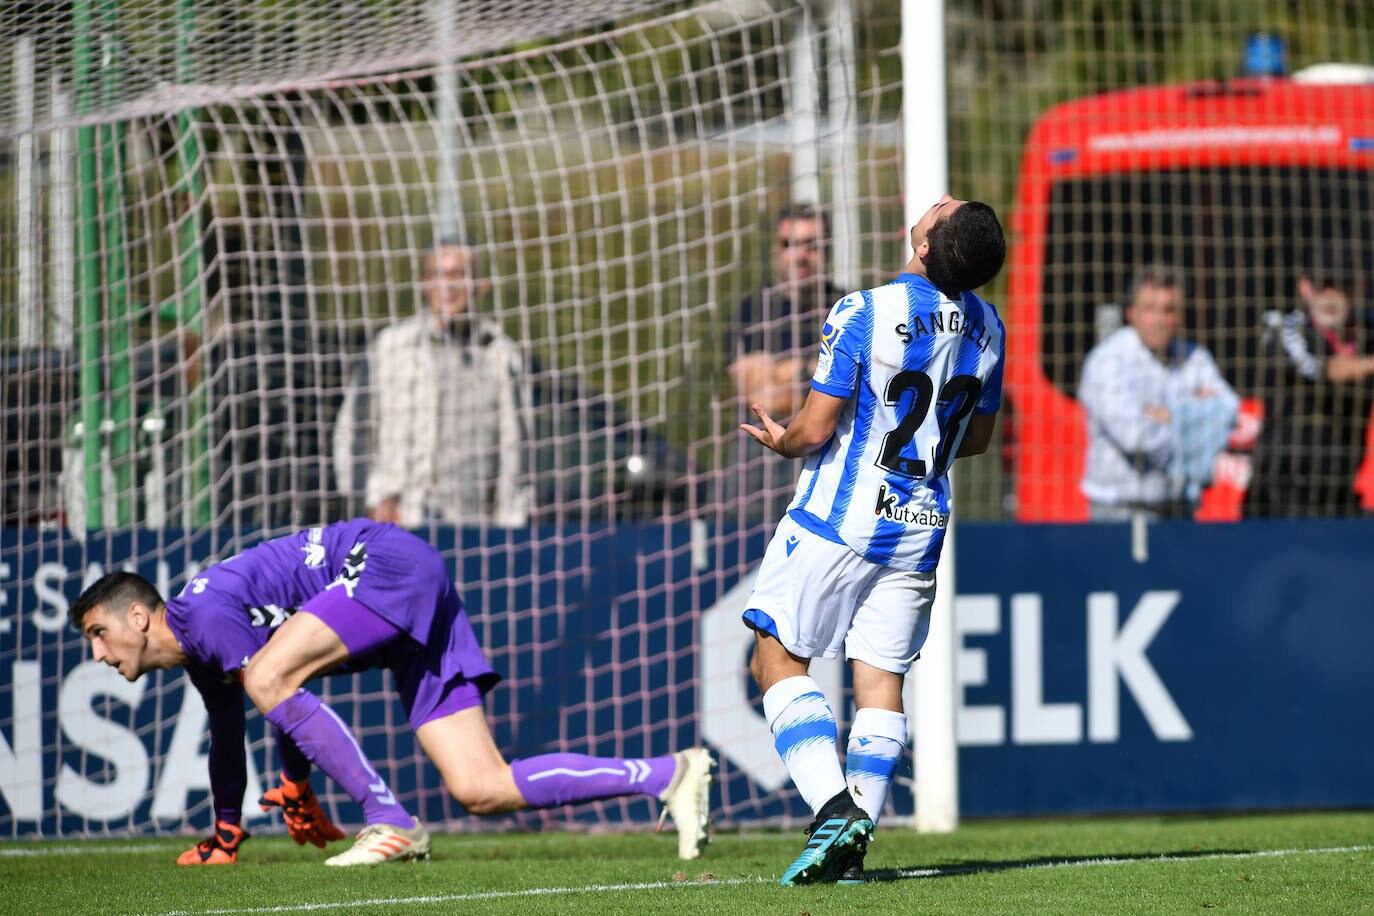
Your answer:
[902,0,960,835]
[2,0,951,837]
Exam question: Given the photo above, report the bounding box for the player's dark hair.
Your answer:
[68,571,164,631]
[924,201,1006,297]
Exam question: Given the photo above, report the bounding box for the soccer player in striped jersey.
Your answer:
[68,519,714,866]
[739,195,1007,885]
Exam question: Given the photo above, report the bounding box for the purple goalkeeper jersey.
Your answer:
[166,520,499,824]
[165,518,497,683]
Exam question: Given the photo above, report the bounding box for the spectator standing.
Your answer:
[1079,265,1239,520]
[340,239,532,527]
[722,206,843,517]
[1244,242,1374,518]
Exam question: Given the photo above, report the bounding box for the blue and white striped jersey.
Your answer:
[786,273,1006,572]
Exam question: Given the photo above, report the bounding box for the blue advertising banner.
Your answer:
[953,519,1374,817]
[2,519,1371,836]
[0,525,715,836]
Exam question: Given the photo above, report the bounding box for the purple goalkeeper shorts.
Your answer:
[301,543,499,731]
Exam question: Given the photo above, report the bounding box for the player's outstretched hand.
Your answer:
[741,403,787,454]
[176,819,248,865]
[260,775,346,848]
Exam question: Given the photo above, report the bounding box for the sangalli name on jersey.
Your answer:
[895,308,991,352]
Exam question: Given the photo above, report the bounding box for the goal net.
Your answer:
[0,0,911,837]
[5,0,1374,840]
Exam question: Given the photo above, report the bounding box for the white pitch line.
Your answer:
[0,843,181,857]
[128,844,1373,916]
[890,844,1374,879]
[149,878,767,915]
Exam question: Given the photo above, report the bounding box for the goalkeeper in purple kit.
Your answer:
[69,519,714,866]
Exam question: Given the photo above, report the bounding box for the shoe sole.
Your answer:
[325,830,432,867]
[325,846,431,867]
[667,748,717,860]
[779,818,873,887]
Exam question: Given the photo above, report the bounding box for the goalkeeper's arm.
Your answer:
[178,670,251,865]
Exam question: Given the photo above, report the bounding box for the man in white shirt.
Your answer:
[1079,265,1239,520]
[341,239,532,527]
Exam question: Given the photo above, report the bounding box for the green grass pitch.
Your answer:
[4,811,1370,914]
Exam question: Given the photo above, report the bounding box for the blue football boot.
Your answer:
[779,790,874,886]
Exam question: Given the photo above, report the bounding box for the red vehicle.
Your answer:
[1005,70,1374,521]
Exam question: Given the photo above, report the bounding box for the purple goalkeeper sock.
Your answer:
[265,689,413,829]
[511,753,676,808]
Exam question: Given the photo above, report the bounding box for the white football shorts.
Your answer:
[742,514,936,674]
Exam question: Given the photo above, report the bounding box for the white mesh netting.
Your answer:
[2,0,910,836]
[4,0,1374,839]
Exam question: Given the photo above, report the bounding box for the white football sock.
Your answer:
[845,706,907,825]
[763,675,847,815]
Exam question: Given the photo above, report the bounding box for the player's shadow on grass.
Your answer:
[864,848,1252,883]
